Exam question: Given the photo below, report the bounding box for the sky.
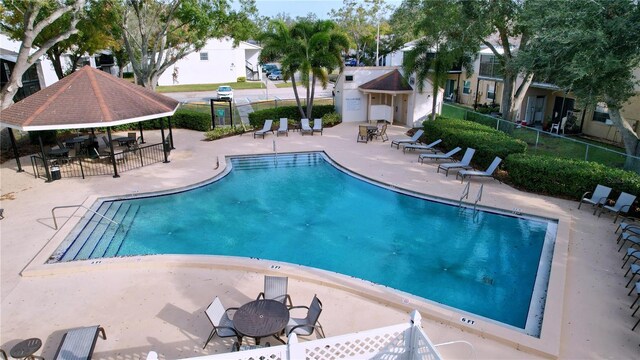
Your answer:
[252,0,402,19]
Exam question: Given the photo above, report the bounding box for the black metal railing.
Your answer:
[30,142,166,180]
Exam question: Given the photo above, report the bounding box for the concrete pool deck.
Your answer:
[0,122,637,359]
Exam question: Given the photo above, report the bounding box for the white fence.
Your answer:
[148,311,447,360]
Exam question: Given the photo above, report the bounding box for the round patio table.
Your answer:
[10,338,42,360]
[234,299,289,346]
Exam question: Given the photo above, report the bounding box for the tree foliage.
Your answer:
[0,0,85,109]
[519,0,640,167]
[122,0,258,89]
[400,0,477,119]
[330,0,391,66]
[259,19,348,118]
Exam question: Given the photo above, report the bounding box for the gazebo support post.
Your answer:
[8,128,23,172]
[106,128,120,178]
[160,118,169,163]
[138,122,145,144]
[168,117,175,149]
[39,136,52,182]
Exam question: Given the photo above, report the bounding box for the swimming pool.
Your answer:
[52,152,556,335]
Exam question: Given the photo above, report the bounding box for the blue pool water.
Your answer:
[54,152,555,333]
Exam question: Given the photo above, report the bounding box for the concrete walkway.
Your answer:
[0,123,638,359]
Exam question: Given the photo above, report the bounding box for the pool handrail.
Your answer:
[51,204,119,230]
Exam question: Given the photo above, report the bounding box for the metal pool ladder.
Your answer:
[458,183,484,213]
[51,204,119,230]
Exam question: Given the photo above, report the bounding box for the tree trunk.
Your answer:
[290,75,306,118]
[607,102,640,171]
[509,73,534,121]
[431,82,438,120]
[307,76,316,119]
[46,47,65,80]
[500,73,516,121]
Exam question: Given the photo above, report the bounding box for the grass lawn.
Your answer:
[511,128,628,167]
[275,82,293,88]
[156,81,263,93]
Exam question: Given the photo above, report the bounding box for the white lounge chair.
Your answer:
[437,148,476,176]
[313,118,323,135]
[418,147,461,164]
[403,139,442,153]
[598,192,637,223]
[53,326,107,360]
[391,129,424,149]
[578,184,612,210]
[254,119,273,139]
[277,118,288,137]
[456,157,502,183]
[301,118,313,136]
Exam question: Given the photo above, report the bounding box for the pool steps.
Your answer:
[57,152,322,262]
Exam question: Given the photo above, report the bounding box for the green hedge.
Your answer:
[248,104,335,128]
[204,126,245,141]
[422,117,527,169]
[171,109,211,131]
[321,112,342,126]
[505,153,640,200]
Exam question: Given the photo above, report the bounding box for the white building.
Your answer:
[157,38,262,86]
[334,66,443,128]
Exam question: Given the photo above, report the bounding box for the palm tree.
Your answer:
[259,19,348,119]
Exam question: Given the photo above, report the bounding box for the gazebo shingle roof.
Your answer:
[0,66,179,131]
[359,69,413,92]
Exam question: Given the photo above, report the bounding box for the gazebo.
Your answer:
[0,66,180,180]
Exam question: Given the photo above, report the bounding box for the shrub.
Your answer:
[321,112,341,126]
[172,109,211,131]
[123,72,134,79]
[248,104,335,128]
[505,153,640,200]
[204,126,245,141]
[423,117,527,169]
[237,76,246,82]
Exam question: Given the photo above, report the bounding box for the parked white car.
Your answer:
[217,86,233,100]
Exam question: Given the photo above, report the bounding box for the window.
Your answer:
[345,75,354,82]
[463,80,471,94]
[486,83,495,100]
[200,52,208,61]
[592,102,610,123]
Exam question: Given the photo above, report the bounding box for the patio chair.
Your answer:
[357,125,369,143]
[313,118,323,135]
[256,275,292,307]
[277,118,288,137]
[56,139,66,150]
[391,129,424,149]
[622,248,640,269]
[418,147,461,164]
[403,139,442,153]
[551,116,567,134]
[203,297,242,350]
[456,157,503,183]
[285,295,325,339]
[578,184,612,210]
[437,148,476,176]
[617,232,640,252]
[375,123,389,142]
[301,118,313,135]
[631,282,640,331]
[102,136,111,148]
[598,192,637,223]
[0,208,3,220]
[53,325,106,360]
[128,132,137,139]
[624,263,640,287]
[254,119,274,139]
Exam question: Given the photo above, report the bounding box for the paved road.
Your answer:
[163,81,333,103]
[164,81,334,125]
